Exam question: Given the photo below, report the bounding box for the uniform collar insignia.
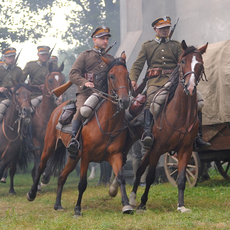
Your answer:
[37,60,46,66]
[155,36,170,44]
[3,63,11,70]
[92,47,105,55]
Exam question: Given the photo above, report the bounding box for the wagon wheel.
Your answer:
[164,151,202,187]
[215,160,230,179]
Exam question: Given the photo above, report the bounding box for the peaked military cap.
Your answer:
[37,46,50,54]
[2,47,16,57]
[91,26,111,38]
[152,16,171,28]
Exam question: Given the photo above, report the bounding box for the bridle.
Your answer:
[179,50,207,94]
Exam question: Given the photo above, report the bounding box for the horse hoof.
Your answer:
[129,191,136,207]
[74,210,83,218]
[27,192,35,201]
[54,205,64,211]
[122,205,134,214]
[177,206,191,213]
[9,191,16,196]
[1,178,6,183]
[109,184,118,197]
[136,205,146,214]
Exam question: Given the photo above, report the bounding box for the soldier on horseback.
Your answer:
[130,16,210,151]
[67,26,114,157]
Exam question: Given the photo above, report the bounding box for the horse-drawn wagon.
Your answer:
[164,39,230,187]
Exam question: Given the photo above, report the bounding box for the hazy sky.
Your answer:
[11,2,78,69]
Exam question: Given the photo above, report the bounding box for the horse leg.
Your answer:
[111,154,133,214]
[54,156,80,211]
[1,164,9,183]
[8,159,18,195]
[32,148,42,191]
[129,151,150,207]
[177,150,192,213]
[136,152,160,212]
[27,140,56,202]
[73,158,89,217]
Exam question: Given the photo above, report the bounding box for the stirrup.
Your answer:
[141,132,154,150]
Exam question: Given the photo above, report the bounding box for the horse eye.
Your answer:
[181,59,185,64]
[48,79,53,84]
[16,92,20,96]
[110,75,115,80]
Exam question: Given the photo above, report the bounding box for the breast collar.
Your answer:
[155,36,170,44]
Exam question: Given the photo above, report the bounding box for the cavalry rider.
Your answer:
[67,26,114,157]
[23,46,57,99]
[129,16,210,150]
[0,48,25,100]
[0,47,37,151]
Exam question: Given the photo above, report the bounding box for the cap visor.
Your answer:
[94,32,111,38]
[156,24,171,29]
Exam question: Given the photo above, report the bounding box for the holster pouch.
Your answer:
[129,94,147,116]
[58,103,76,125]
[147,68,162,78]
[84,73,96,82]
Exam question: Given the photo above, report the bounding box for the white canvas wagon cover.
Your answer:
[197,39,230,125]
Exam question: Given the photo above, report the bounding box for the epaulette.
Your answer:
[143,40,153,44]
[84,49,92,53]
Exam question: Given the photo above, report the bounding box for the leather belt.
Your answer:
[162,69,174,74]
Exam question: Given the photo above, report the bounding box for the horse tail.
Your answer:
[17,147,33,172]
[45,142,67,177]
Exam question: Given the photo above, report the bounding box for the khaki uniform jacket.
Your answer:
[130,38,183,87]
[23,60,49,86]
[69,49,114,95]
[0,64,26,101]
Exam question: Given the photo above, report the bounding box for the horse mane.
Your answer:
[13,83,32,93]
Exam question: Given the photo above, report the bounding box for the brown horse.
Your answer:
[31,62,65,186]
[128,40,208,213]
[0,83,32,194]
[27,52,133,216]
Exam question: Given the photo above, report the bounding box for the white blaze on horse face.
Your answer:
[55,74,60,82]
[187,55,198,95]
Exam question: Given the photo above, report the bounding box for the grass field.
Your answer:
[0,166,230,230]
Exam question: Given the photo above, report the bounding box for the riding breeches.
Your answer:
[72,91,92,121]
[146,85,160,109]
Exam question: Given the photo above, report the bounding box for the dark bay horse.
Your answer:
[27,52,133,216]
[0,83,32,194]
[31,62,65,187]
[128,40,208,213]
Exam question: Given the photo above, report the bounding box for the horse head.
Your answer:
[179,40,208,96]
[45,62,65,104]
[101,51,130,110]
[12,83,32,119]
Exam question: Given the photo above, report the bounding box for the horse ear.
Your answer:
[199,42,208,55]
[59,61,64,72]
[181,40,188,50]
[101,56,111,65]
[48,62,53,73]
[121,51,126,61]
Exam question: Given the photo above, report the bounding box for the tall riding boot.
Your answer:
[194,110,211,151]
[141,109,154,150]
[67,120,81,159]
[26,124,39,151]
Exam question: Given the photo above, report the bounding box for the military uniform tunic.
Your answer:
[23,60,50,98]
[130,37,183,108]
[0,64,26,101]
[69,47,114,121]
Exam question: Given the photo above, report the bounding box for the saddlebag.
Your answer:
[129,94,146,116]
[58,103,76,125]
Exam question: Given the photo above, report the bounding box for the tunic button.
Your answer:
[162,50,164,52]
[162,57,165,59]
[163,62,166,64]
